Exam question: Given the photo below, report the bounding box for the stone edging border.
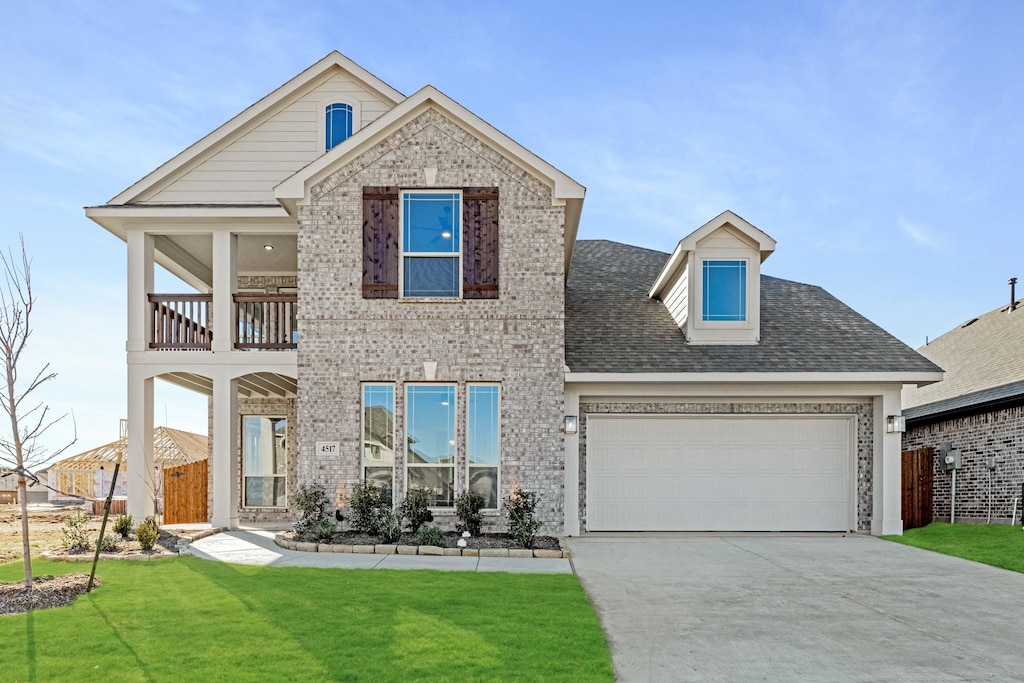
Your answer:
[273,533,571,559]
[40,527,227,562]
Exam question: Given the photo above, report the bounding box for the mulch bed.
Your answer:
[0,573,97,615]
[300,530,561,550]
[45,528,203,559]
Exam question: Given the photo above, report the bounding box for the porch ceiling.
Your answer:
[154,233,298,290]
[161,372,298,399]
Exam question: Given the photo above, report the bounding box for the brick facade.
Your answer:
[295,109,566,533]
[903,406,1024,523]
[577,401,875,532]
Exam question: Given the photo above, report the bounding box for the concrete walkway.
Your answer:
[568,533,1024,682]
[187,529,573,574]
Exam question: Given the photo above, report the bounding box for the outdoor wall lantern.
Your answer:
[886,415,906,434]
[564,416,579,434]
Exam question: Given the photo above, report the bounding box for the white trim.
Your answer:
[466,383,501,511]
[399,190,462,299]
[109,52,403,206]
[275,85,586,208]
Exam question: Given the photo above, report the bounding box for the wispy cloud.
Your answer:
[898,216,941,248]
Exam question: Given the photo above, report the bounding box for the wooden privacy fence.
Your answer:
[902,447,934,531]
[164,459,208,524]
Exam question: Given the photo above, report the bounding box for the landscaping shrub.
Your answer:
[96,531,120,553]
[61,511,91,553]
[506,488,541,549]
[136,516,160,551]
[294,482,336,542]
[374,506,402,544]
[417,524,444,547]
[455,490,485,536]
[349,480,386,534]
[112,513,133,539]
[399,486,434,533]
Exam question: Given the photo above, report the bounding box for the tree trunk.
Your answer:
[18,475,32,589]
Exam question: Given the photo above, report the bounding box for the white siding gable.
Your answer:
[141,69,395,205]
[663,259,689,329]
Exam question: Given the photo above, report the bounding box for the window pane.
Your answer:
[407,385,456,464]
[408,466,454,506]
[468,385,499,465]
[403,193,459,253]
[404,257,459,297]
[325,103,353,150]
[363,385,395,468]
[703,260,747,321]
[469,466,498,509]
[242,416,287,507]
[244,476,286,507]
[364,467,393,506]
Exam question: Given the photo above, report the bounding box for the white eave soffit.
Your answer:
[273,85,586,212]
[108,51,406,206]
[649,210,777,298]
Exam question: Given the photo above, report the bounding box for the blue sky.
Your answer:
[2,0,1023,458]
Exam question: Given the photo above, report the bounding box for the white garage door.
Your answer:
[586,415,852,531]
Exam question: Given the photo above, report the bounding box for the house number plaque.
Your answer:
[316,441,340,455]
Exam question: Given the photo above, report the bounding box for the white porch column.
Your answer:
[126,366,155,522]
[563,386,580,536]
[211,373,239,528]
[872,387,904,536]
[126,231,154,353]
[211,231,237,354]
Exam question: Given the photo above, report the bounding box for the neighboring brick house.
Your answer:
[86,52,940,537]
[903,294,1024,523]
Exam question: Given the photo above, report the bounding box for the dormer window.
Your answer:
[325,103,353,151]
[702,260,747,322]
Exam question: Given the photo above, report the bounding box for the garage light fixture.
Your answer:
[564,415,578,434]
[886,415,906,434]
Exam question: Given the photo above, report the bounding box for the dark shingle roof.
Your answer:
[903,379,1024,424]
[565,240,942,374]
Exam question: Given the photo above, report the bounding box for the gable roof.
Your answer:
[274,84,586,274]
[109,51,405,206]
[902,298,1024,421]
[566,240,943,377]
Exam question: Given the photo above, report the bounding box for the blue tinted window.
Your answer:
[702,260,747,321]
[325,103,353,150]
[403,192,460,297]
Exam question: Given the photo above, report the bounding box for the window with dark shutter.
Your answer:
[362,186,399,299]
[462,187,499,299]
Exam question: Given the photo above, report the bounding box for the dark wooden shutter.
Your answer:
[462,187,499,299]
[362,186,399,299]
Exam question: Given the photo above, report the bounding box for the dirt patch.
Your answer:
[0,573,97,615]
[0,504,101,563]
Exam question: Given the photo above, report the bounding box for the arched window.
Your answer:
[325,103,353,151]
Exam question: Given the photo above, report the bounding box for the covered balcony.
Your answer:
[148,292,297,351]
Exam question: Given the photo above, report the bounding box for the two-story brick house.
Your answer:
[87,52,941,536]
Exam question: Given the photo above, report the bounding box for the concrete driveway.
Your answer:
[567,533,1024,682]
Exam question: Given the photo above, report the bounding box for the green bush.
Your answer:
[293,482,335,542]
[136,516,160,551]
[506,488,541,549]
[61,511,91,553]
[96,531,120,553]
[112,513,133,539]
[417,524,444,547]
[350,480,386,534]
[399,487,434,533]
[455,490,485,536]
[374,506,402,544]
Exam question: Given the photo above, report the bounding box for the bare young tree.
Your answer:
[0,235,75,589]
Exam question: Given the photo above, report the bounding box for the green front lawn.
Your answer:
[0,558,613,682]
[884,522,1024,573]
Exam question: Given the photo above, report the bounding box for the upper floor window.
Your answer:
[325,103,353,151]
[702,259,747,321]
[402,191,461,298]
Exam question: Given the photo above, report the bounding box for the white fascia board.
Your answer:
[565,371,945,385]
[85,205,294,241]
[648,242,686,298]
[128,350,298,375]
[275,85,586,209]
[109,51,405,206]
[678,210,777,261]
